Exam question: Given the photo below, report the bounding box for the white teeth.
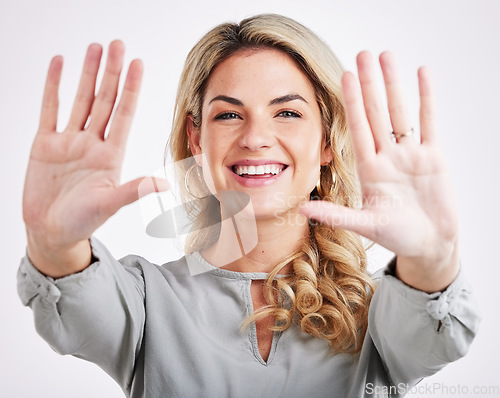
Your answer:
[234,164,284,176]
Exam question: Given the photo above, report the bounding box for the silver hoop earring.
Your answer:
[316,164,336,198]
[184,163,206,199]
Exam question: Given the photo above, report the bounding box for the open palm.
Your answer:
[301,52,459,291]
[23,42,158,274]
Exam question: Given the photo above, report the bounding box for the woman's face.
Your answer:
[188,48,332,220]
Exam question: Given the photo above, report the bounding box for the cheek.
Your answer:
[200,154,217,194]
[301,156,322,191]
[199,132,232,192]
[291,137,323,182]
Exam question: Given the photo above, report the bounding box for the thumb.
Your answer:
[106,176,169,215]
[299,201,378,239]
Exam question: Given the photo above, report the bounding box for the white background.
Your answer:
[1,0,499,396]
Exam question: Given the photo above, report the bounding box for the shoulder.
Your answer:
[115,249,208,292]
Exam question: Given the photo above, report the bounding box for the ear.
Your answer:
[186,115,202,156]
[320,144,334,166]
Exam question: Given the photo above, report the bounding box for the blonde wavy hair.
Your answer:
[168,14,375,354]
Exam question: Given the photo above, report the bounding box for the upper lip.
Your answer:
[230,160,288,177]
[228,159,288,167]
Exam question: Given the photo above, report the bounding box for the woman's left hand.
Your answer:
[300,51,459,292]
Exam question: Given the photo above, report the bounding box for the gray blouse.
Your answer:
[17,238,480,397]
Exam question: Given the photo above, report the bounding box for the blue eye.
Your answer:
[277,110,301,118]
[214,112,241,120]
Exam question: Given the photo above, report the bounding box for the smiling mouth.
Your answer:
[232,164,287,178]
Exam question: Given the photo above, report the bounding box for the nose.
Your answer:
[238,116,275,151]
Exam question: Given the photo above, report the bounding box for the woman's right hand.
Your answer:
[23,41,157,277]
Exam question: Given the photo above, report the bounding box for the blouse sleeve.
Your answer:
[368,257,481,389]
[16,237,146,392]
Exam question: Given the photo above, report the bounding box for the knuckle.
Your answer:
[42,97,59,108]
[117,103,134,118]
[388,103,405,115]
[75,92,94,104]
[364,102,382,117]
[96,91,117,106]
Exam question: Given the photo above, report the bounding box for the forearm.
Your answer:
[369,263,480,388]
[18,237,146,389]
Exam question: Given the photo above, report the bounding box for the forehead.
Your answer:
[204,48,316,101]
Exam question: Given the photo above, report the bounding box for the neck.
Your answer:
[201,205,309,274]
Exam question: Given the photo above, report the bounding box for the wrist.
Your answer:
[395,238,460,293]
[26,229,93,278]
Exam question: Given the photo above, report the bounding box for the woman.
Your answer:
[18,14,479,397]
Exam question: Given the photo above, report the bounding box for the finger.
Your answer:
[107,59,143,148]
[342,71,376,162]
[87,40,125,139]
[137,175,170,200]
[418,66,438,145]
[356,51,390,151]
[379,52,413,144]
[66,43,103,131]
[103,177,169,216]
[299,201,376,239]
[38,56,63,133]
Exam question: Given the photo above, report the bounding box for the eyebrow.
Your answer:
[208,93,308,107]
[268,94,308,106]
[208,95,243,106]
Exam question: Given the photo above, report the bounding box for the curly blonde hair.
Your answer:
[168,13,375,354]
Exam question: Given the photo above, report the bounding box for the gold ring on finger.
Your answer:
[392,128,414,141]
